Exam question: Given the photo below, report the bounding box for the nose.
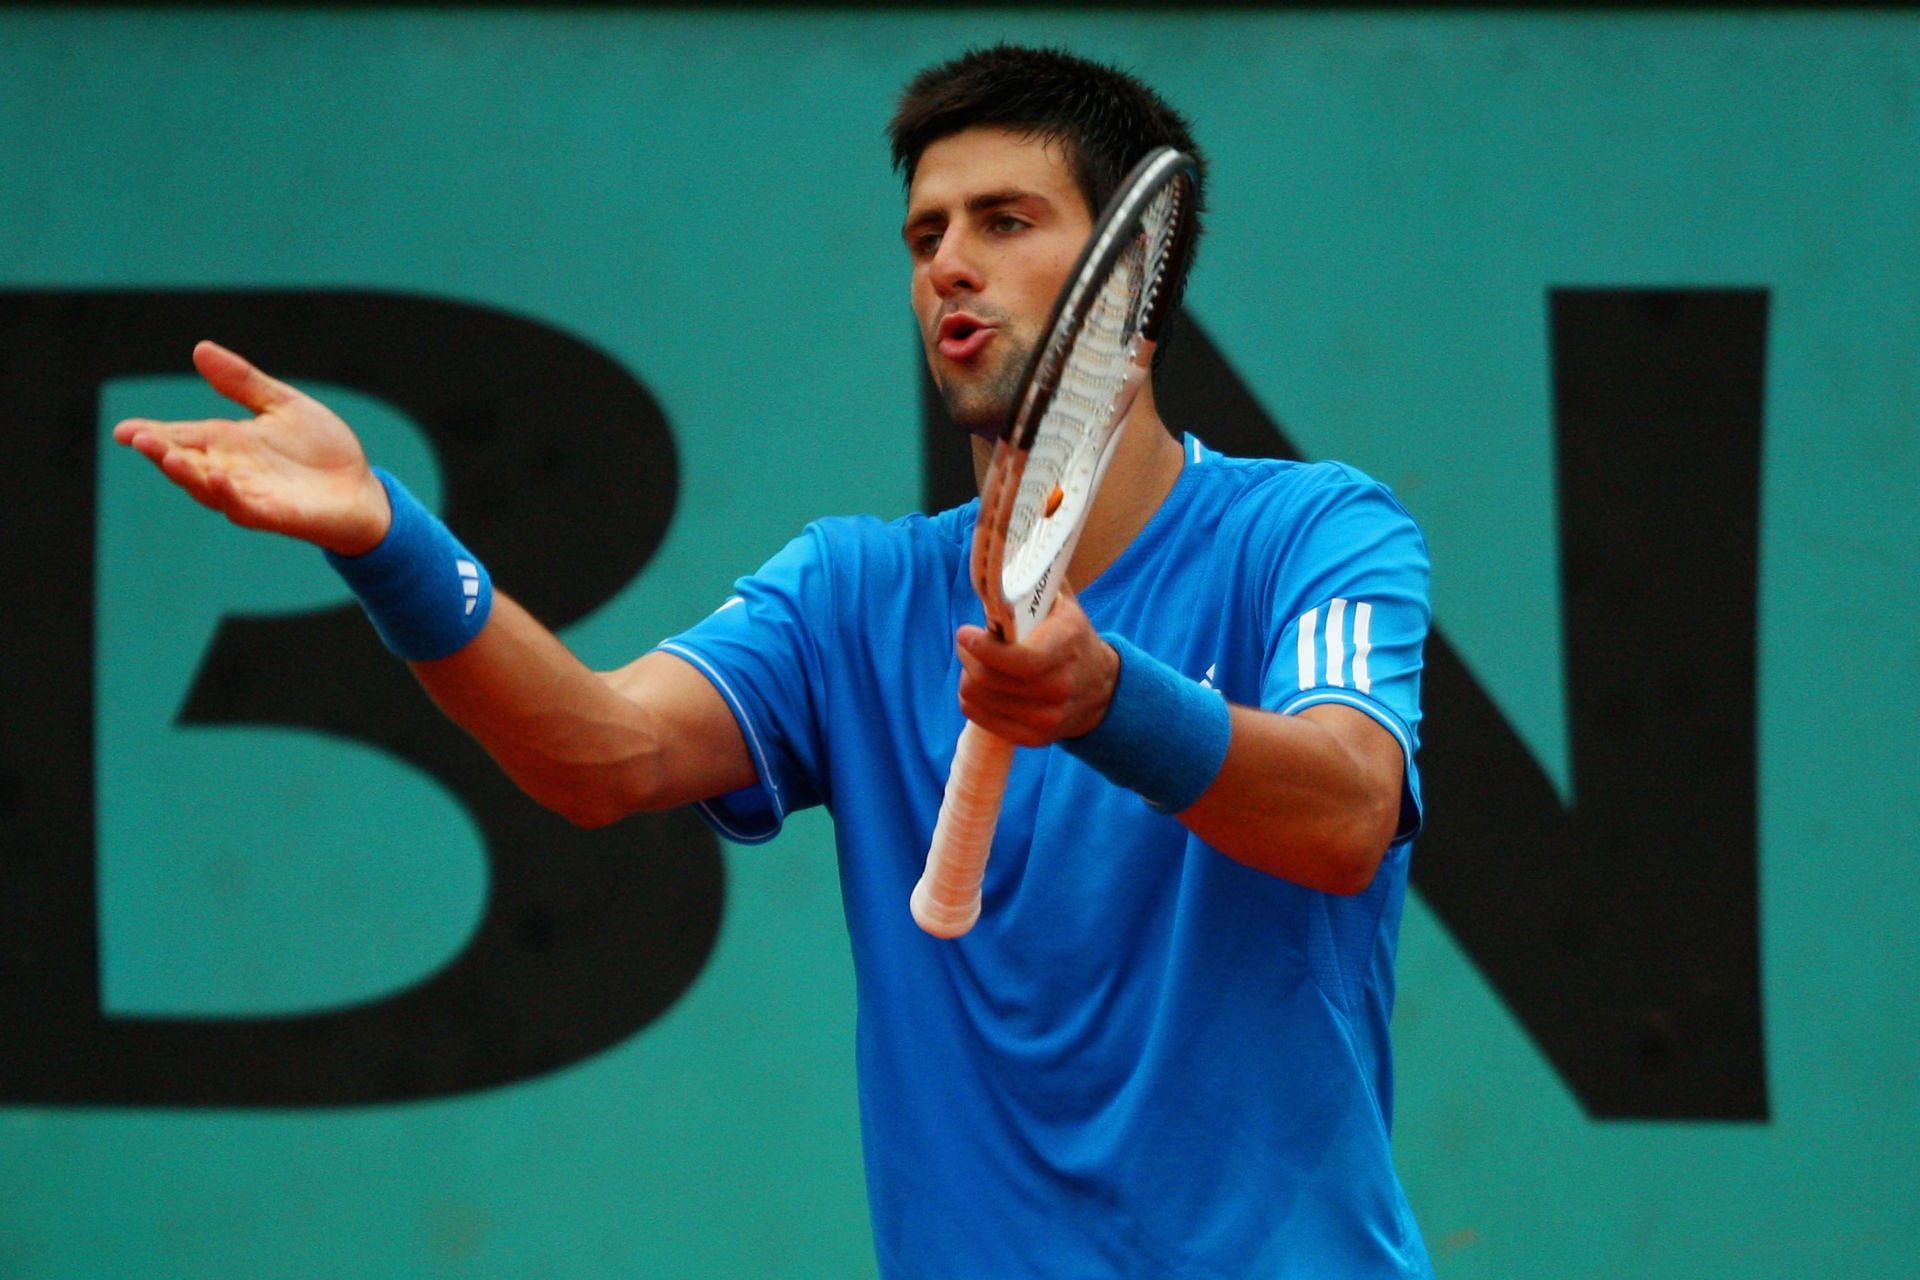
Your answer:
[929,228,984,298]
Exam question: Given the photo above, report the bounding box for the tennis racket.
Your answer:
[910,146,1198,938]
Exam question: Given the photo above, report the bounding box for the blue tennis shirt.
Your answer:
[660,436,1433,1279]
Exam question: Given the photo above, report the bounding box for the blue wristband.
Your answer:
[1064,632,1232,814]
[324,467,493,662]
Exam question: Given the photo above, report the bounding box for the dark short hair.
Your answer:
[888,44,1208,324]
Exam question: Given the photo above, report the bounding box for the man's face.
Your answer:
[904,126,1095,437]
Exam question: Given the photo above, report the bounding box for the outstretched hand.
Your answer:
[112,341,391,556]
[955,585,1120,747]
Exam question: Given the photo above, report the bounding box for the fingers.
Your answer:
[956,634,1077,701]
[960,629,1067,690]
[111,415,232,508]
[192,340,295,415]
[113,417,212,454]
[955,682,1068,747]
[153,440,222,510]
[121,432,282,531]
[156,446,267,525]
[954,600,1118,746]
[955,671,1102,745]
[957,588,1092,678]
[113,418,222,485]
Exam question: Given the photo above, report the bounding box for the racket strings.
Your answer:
[1002,183,1182,572]
[919,158,1193,939]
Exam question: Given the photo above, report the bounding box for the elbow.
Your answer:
[1229,826,1384,896]
[488,707,678,829]
[527,783,626,830]
[1317,798,1398,895]
[522,765,662,830]
[553,795,631,830]
[1317,845,1385,896]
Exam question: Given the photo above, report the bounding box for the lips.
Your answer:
[937,312,996,361]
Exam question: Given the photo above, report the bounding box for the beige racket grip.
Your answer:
[911,721,1017,938]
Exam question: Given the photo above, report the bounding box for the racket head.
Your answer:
[972,147,1198,642]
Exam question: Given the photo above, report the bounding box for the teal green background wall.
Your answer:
[4,10,1918,1277]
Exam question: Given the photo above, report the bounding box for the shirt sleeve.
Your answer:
[654,525,834,844]
[1256,469,1431,841]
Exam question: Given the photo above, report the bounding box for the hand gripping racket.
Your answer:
[910,147,1198,938]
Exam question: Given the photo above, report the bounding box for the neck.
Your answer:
[969,379,1187,593]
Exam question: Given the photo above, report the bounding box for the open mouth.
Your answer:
[938,313,995,361]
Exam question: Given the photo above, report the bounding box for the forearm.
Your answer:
[408,592,673,826]
[963,612,1407,894]
[1175,705,1401,895]
[111,347,751,825]
[324,473,752,825]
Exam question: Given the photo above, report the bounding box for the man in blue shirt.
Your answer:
[115,45,1432,1279]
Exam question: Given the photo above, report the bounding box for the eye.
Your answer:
[909,230,943,259]
[988,213,1028,236]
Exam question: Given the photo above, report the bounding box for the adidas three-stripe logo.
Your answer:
[456,559,481,616]
[1297,598,1372,694]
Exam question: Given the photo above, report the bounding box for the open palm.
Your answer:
[112,341,390,555]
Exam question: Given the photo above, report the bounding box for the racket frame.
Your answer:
[912,147,1198,939]
[978,146,1197,644]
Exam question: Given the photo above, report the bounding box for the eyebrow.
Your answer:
[902,188,1050,240]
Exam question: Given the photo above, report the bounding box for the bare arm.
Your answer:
[954,590,1403,895]
[114,341,753,826]
[411,596,754,826]
[1174,703,1402,894]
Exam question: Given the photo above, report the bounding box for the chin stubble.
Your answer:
[938,338,1029,437]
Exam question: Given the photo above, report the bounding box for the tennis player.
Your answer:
[115,45,1433,1280]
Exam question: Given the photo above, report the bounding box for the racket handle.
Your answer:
[912,722,1017,938]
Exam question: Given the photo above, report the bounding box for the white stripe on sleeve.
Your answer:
[1353,601,1373,694]
[1326,598,1348,688]
[1297,607,1319,691]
